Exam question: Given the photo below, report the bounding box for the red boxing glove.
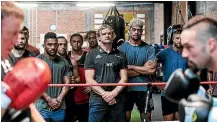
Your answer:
[2,57,51,110]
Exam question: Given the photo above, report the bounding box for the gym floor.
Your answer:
[132,93,164,122]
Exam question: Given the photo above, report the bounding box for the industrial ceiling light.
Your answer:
[15,3,38,8]
[76,3,115,7]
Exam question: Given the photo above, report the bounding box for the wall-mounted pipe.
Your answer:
[36,5,38,47]
[56,3,58,33]
[31,8,34,44]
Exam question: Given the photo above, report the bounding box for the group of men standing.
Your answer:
[0,16,190,122]
[34,31,99,122]
[2,1,217,122]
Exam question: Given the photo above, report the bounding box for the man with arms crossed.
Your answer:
[119,18,157,122]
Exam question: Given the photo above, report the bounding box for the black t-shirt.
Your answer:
[84,46,128,91]
[1,49,38,80]
[8,49,37,65]
[200,69,209,90]
[68,51,87,67]
[1,49,37,122]
[63,55,74,73]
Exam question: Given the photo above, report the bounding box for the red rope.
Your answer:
[48,81,217,87]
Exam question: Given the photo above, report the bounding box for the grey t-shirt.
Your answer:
[35,54,72,110]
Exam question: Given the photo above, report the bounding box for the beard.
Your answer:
[72,47,81,51]
[174,43,183,49]
[58,50,66,56]
[45,48,57,56]
[187,60,199,72]
[90,42,97,48]
[131,35,141,41]
[14,44,25,50]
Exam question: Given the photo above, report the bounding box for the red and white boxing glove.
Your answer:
[1,57,51,110]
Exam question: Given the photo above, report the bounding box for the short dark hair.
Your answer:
[86,30,96,38]
[44,32,57,43]
[21,26,29,36]
[173,29,182,35]
[70,33,83,42]
[167,24,182,45]
[57,36,67,42]
[21,26,29,32]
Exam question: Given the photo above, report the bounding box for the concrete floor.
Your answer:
[132,93,164,121]
[151,93,164,121]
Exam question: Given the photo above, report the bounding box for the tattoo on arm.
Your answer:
[57,76,71,102]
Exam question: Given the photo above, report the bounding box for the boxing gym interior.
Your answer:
[2,1,217,122]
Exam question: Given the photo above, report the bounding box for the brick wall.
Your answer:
[23,3,156,49]
[29,9,85,44]
[25,4,86,49]
[21,1,217,50]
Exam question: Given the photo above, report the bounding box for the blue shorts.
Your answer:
[88,93,126,122]
[38,109,65,122]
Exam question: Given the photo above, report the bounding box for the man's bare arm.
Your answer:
[42,92,59,109]
[29,103,46,122]
[127,69,140,77]
[71,58,80,83]
[112,69,128,96]
[128,60,157,75]
[42,92,51,101]
[102,69,128,104]
[85,69,106,96]
[57,76,71,102]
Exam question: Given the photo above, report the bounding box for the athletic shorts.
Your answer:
[125,91,154,113]
[161,96,178,116]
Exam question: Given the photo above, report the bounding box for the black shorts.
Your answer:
[125,91,154,113]
[161,96,178,116]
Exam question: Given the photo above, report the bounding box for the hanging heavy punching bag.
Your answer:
[103,6,125,49]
